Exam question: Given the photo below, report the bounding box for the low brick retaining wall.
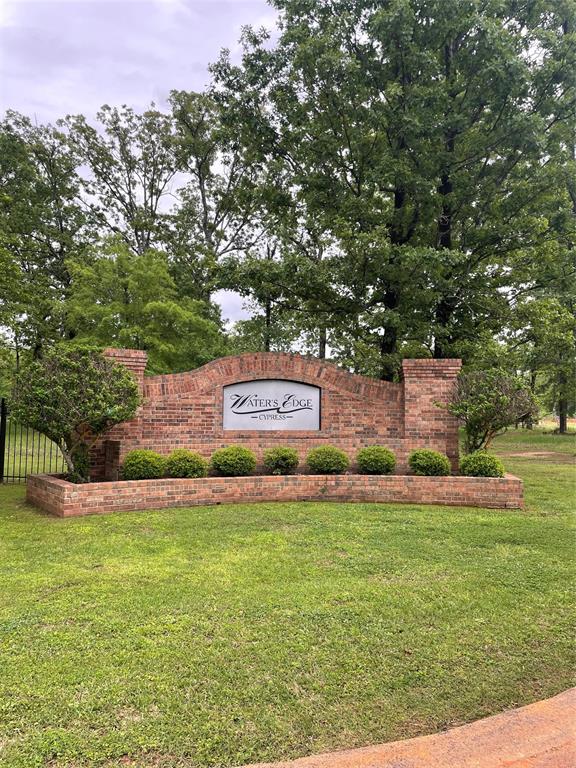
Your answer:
[27,472,524,517]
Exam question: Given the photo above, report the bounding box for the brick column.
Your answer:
[102,439,121,481]
[402,358,462,470]
[103,348,148,442]
[103,347,147,393]
[90,348,148,480]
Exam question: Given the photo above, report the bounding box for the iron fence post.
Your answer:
[0,398,7,483]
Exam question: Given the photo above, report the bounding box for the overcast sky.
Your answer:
[0,0,277,323]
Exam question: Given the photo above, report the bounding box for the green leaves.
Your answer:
[2,0,573,392]
[64,106,177,257]
[66,241,227,374]
[448,370,539,453]
[211,0,575,376]
[11,346,141,481]
[0,112,91,352]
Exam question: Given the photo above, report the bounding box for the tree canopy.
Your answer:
[1,0,574,430]
[211,0,575,379]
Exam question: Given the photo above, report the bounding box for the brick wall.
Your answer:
[27,472,524,518]
[91,351,462,479]
[402,359,462,468]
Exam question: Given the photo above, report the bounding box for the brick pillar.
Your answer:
[90,348,148,480]
[103,439,121,481]
[402,358,462,470]
[103,347,147,393]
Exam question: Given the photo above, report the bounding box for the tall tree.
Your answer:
[0,112,90,356]
[512,297,576,432]
[211,0,576,378]
[65,239,228,374]
[64,105,178,257]
[168,91,265,303]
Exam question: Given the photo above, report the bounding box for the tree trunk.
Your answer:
[379,289,399,381]
[437,170,453,250]
[318,326,327,359]
[61,435,91,483]
[59,441,75,477]
[433,296,457,358]
[557,367,569,434]
[378,176,409,378]
[379,328,398,381]
[264,298,271,352]
[434,43,457,357]
[558,396,568,434]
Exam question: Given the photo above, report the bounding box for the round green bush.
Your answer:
[460,451,505,478]
[210,445,257,477]
[263,446,299,475]
[164,449,208,479]
[306,445,350,474]
[408,448,451,476]
[357,446,396,475]
[122,449,165,480]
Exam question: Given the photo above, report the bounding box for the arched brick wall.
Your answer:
[91,351,461,479]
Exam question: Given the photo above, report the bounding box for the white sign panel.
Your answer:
[223,380,320,430]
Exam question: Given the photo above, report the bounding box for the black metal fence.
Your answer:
[0,398,67,483]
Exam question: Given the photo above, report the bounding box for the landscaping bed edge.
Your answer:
[26,472,524,517]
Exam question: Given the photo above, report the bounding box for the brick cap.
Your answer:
[104,347,147,359]
[143,351,403,398]
[402,358,461,378]
[103,348,148,370]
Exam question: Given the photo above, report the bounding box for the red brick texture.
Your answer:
[27,472,524,518]
[90,350,463,480]
[27,349,523,515]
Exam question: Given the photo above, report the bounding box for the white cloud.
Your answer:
[0,0,274,122]
[0,0,17,28]
[153,0,194,21]
[155,0,186,7]
[214,290,250,325]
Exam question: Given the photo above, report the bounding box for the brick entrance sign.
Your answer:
[26,348,525,516]
[90,349,462,480]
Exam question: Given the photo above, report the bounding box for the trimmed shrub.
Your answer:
[263,446,299,475]
[210,445,257,477]
[164,449,208,479]
[122,449,165,480]
[408,448,451,476]
[307,445,350,474]
[357,446,396,475]
[460,451,505,478]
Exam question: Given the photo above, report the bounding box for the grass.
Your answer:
[489,424,576,455]
[0,431,574,768]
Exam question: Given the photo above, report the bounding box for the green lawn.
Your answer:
[0,432,574,768]
[489,424,576,455]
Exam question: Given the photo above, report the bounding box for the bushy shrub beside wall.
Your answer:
[307,446,350,474]
[460,452,505,477]
[122,449,166,480]
[356,446,396,475]
[12,345,140,483]
[210,446,257,477]
[164,449,208,478]
[263,447,299,475]
[408,449,451,476]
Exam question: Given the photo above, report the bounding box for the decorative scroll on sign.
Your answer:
[223,380,321,430]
